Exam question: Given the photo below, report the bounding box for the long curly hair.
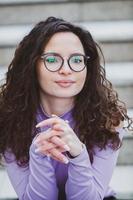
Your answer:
[0,17,132,166]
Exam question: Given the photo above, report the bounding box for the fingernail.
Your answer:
[63,157,69,164]
[64,145,70,151]
[36,124,40,128]
[51,114,58,117]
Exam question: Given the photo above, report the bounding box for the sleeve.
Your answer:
[4,139,58,200]
[65,128,125,200]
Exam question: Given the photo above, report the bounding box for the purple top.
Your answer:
[4,106,125,200]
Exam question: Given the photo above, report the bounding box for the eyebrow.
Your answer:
[42,52,85,56]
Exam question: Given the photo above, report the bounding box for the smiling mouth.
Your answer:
[55,81,75,88]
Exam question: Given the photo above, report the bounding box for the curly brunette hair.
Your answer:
[0,17,132,166]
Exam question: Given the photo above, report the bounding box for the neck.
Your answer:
[40,94,74,117]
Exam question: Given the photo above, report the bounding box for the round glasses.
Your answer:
[40,53,90,72]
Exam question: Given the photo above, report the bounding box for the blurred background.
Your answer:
[0,0,133,199]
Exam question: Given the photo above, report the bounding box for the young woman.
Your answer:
[0,17,132,200]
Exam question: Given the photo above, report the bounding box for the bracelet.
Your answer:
[66,143,84,159]
[66,151,77,159]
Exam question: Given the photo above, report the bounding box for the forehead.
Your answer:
[44,32,84,55]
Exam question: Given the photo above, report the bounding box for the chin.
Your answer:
[53,92,79,98]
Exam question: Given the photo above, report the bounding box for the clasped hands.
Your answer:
[34,115,83,164]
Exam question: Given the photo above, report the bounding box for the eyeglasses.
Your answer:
[40,53,90,72]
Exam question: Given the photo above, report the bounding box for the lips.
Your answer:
[55,80,75,88]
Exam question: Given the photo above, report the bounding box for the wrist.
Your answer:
[66,143,84,159]
[66,151,76,159]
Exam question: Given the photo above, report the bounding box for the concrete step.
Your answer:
[0,66,6,82]
[0,0,132,3]
[106,62,133,86]
[0,0,133,25]
[100,42,133,63]
[106,62,133,108]
[0,169,17,199]
[117,123,133,165]
[115,107,133,165]
[0,21,133,46]
[79,21,133,42]
[115,84,133,110]
[118,134,133,166]
[117,109,133,166]
[110,165,133,199]
[0,165,133,199]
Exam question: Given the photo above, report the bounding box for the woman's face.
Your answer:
[36,32,87,101]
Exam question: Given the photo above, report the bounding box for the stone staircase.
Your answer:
[0,0,133,199]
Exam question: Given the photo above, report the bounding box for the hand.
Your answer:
[34,115,83,163]
[34,128,70,164]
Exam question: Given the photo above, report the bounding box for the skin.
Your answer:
[35,32,87,164]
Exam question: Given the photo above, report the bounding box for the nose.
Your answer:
[58,60,72,75]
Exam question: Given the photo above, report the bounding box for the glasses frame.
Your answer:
[40,52,90,72]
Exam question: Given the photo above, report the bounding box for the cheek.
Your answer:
[78,70,87,88]
[38,74,51,91]
[36,65,49,85]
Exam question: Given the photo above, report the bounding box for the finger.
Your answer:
[35,138,69,152]
[35,135,70,152]
[36,118,60,128]
[41,145,68,155]
[52,123,69,132]
[49,148,69,164]
[47,152,68,164]
[51,115,69,125]
[35,144,69,163]
[33,128,52,144]
[35,147,69,163]
[35,148,51,157]
[50,136,70,151]
[34,131,53,144]
[34,129,62,144]
[51,114,58,118]
[36,116,65,128]
[56,146,68,153]
[36,141,57,152]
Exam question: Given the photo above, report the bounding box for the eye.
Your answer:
[46,56,58,63]
[71,56,83,63]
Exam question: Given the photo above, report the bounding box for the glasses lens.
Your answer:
[44,54,62,71]
[69,55,85,71]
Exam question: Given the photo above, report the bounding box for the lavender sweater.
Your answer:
[4,107,125,200]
